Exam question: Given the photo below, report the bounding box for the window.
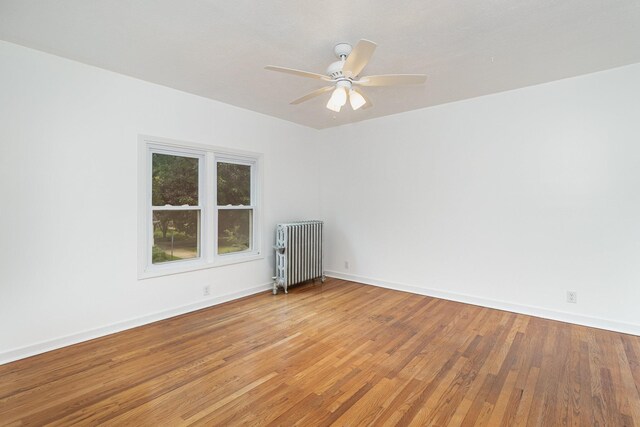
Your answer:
[151,151,202,264]
[216,160,256,255]
[139,136,262,278]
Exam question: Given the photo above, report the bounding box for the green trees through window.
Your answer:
[149,151,256,264]
[217,162,250,205]
[152,153,198,206]
[217,162,253,254]
[151,153,200,264]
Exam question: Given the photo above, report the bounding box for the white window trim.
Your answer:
[137,135,263,279]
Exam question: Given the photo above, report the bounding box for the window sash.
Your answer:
[214,159,256,257]
[151,208,202,265]
[215,159,255,204]
[150,148,203,207]
[214,206,257,255]
[216,208,254,256]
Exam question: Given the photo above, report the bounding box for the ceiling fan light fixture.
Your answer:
[349,89,366,110]
[326,101,342,112]
[326,86,347,112]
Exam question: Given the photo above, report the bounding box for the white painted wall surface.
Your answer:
[320,63,640,334]
[2,39,639,363]
[0,41,321,363]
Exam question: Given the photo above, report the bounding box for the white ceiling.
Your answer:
[1,1,639,129]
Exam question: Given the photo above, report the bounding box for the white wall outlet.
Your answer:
[203,285,211,297]
[344,261,349,269]
[566,291,577,304]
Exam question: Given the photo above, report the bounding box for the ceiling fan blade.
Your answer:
[265,65,331,81]
[290,86,334,105]
[342,39,377,78]
[355,74,427,87]
[353,88,373,109]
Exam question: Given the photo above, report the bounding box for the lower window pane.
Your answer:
[152,210,200,264]
[218,209,252,254]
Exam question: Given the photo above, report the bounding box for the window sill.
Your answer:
[138,252,264,280]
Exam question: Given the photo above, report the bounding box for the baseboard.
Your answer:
[0,282,273,365]
[326,271,640,336]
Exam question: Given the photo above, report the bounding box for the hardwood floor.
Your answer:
[1,278,639,426]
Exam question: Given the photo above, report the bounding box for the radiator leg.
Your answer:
[284,282,288,294]
[321,274,326,283]
[272,278,278,295]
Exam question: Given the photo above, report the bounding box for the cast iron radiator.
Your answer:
[273,220,324,294]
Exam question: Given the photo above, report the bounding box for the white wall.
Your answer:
[320,63,640,334]
[0,41,321,363]
[2,40,639,364]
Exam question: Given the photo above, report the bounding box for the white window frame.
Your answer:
[138,135,263,279]
[214,155,259,257]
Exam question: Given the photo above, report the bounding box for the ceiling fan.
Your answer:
[265,39,427,112]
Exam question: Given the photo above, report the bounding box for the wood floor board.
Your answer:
[1,278,639,426]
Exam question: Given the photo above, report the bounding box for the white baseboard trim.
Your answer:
[0,282,273,365]
[326,271,640,336]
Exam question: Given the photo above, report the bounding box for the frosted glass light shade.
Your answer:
[326,101,341,112]
[326,86,347,112]
[349,89,366,110]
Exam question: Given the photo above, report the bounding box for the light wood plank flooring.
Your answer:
[1,278,640,426]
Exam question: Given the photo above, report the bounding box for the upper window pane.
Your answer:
[217,162,251,206]
[152,153,199,206]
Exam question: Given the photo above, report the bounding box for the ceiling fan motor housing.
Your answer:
[326,60,345,79]
[326,43,353,78]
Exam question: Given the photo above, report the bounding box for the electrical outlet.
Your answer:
[344,261,349,269]
[566,291,577,304]
[203,285,211,297]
